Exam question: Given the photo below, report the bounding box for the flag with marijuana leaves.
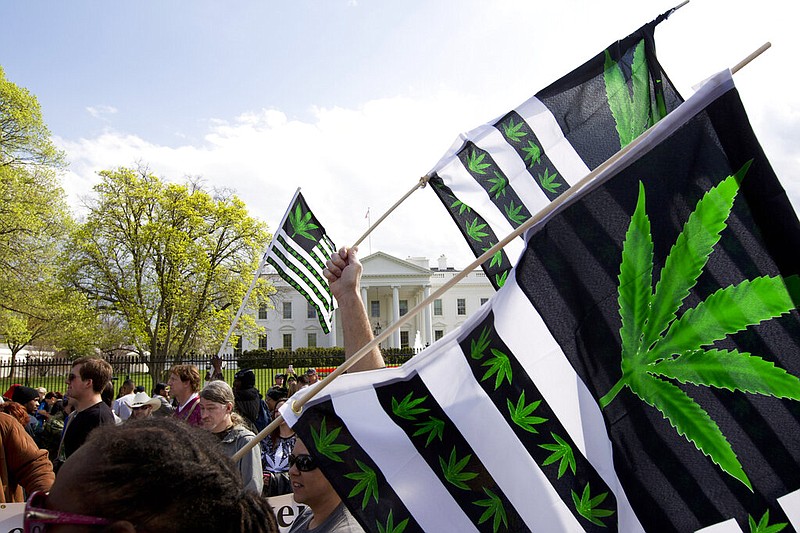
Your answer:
[282,70,800,532]
[265,190,337,333]
[428,9,683,290]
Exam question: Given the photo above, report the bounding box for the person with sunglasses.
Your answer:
[282,246,385,531]
[287,437,364,533]
[57,357,115,470]
[23,417,278,533]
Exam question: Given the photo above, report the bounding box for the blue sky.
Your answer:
[2,0,798,268]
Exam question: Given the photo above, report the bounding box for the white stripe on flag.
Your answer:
[515,95,592,186]
[470,126,556,214]
[492,245,646,530]
[434,157,525,261]
[331,384,479,533]
[271,229,331,311]
[415,329,586,531]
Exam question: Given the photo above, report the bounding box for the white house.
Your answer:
[243,251,494,352]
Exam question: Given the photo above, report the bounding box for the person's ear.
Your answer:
[101,520,137,532]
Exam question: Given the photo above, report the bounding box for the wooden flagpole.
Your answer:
[232,44,771,463]
[351,176,429,249]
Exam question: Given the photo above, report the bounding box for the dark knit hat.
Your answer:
[12,386,39,404]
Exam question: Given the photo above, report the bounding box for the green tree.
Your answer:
[0,284,100,376]
[65,166,272,384]
[0,66,80,371]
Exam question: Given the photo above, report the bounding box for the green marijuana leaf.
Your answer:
[522,140,542,167]
[505,201,527,225]
[471,326,491,360]
[601,162,800,490]
[377,510,409,533]
[451,199,472,215]
[439,448,478,490]
[344,459,379,509]
[467,150,491,175]
[539,432,576,479]
[488,171,507,199]
[502,118,527,143]
[474,487,509,533]
[310,417,350,463]
[572,483,615,527]
[481,348,513,390]
[288,202,320,242]
[481,244,503,269]
[604,40,654,148]
[507,390,547,433]
[466,218,489,242]
[391,391,429,421]
[538,168,562,194]
[749,510,787,533]
[495,270,508,288]
[413,416,445,447]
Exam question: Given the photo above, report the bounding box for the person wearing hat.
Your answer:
[305,368,318,386]
[12,386,40,437]
[128,391,162,420]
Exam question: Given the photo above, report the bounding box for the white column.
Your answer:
[361,286,369,314]
[392,285,401,349]
[423,284,432,346]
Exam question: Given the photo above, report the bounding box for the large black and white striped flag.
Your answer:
[282,71,800,532]
[428,10,683,290]
[266,190,336,333]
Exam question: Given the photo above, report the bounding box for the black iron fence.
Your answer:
[1,348,417,398]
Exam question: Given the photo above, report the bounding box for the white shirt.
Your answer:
[113,393,135,420]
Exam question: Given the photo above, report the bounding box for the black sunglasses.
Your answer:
[288,453,318,472]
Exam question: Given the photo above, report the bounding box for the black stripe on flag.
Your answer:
[291,401,424,533]
[280,192,329,255]
[275,234,333,311]
[458,311,617,530]
[492,111,569,202]
[430,175,512,289]
[456,141,532,229]
[515,87,800,530]
[376,373,527,532]
[266,255,332,334]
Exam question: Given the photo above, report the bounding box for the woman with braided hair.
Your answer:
[23,417,278,532]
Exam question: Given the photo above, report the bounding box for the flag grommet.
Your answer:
[291,400,303,415]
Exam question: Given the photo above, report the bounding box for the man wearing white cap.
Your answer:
[128,391,162,420]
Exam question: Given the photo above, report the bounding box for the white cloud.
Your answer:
[57,90,491,268]
[85,105,118,120]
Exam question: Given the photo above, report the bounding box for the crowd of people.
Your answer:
[0,246,383,532]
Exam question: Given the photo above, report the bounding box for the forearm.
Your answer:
[338,291,385,372]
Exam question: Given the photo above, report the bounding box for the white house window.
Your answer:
[258,334,268,349]
[434,329,444,341]
[371,300,380,318]
[400,331,409,348]
[307,302,317,319]
[307,332,317,348]
[282,333,293,350]
[457,298,466,315]
[258,305,268,319]
[480,298,489,306]
[283,301,292,319]
[433,299,443,316]
[399,300,408,316]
